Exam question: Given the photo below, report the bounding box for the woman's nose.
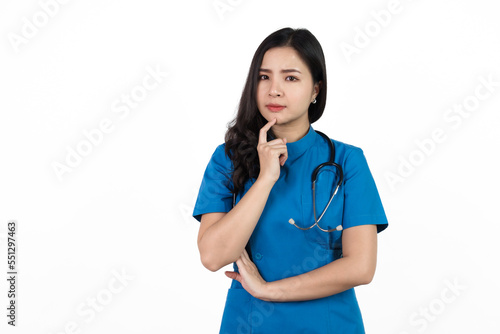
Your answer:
[268,80,282,97]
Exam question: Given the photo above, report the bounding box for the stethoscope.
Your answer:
[288,131,344,232]
[232,130,344,233]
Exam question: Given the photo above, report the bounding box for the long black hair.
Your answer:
[225,27,327,195]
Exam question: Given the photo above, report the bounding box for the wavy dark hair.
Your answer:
[225,27,327,195]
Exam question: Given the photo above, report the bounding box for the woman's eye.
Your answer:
[258,74,297,81]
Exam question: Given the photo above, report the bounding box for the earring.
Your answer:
[312,99,317,104]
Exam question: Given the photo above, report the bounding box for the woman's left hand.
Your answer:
[225,249,269,300]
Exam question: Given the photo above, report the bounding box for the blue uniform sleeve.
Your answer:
[192,144,234,223]
[342,147,388,233]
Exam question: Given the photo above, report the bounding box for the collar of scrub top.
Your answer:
[282,125,317,158]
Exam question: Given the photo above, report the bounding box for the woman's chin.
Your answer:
[261,112,282,124]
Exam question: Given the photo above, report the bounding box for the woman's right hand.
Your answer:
[257,118,288,183]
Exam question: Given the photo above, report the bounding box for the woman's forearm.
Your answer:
[198,177,275,271]
[261,256,374,302]
[259,225,378,302]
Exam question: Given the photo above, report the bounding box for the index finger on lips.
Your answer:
[259,118,277,144]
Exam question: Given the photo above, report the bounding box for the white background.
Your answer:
[1,0,499,333]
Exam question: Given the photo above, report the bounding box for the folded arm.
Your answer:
[226,224,378,302]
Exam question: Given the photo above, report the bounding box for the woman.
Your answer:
[193,27,388,333]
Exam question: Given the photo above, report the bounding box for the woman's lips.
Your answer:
[266,104,285,112]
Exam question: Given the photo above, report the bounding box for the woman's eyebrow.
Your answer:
[259,68,302,74]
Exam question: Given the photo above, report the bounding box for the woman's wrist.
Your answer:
[255,174,277,190]
[258,280,287,302]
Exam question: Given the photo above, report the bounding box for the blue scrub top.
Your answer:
[193,126,388,334]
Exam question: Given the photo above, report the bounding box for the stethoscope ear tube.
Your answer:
[312,179,343,232]
[307,131,345,232]
[311,161,344,184]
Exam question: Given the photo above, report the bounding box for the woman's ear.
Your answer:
[313,81,322,99]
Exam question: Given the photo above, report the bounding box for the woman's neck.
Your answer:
[272,121,310,143]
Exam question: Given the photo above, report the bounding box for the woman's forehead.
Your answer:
[260,47,308,72]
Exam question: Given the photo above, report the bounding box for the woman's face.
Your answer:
[257,46,319,127]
